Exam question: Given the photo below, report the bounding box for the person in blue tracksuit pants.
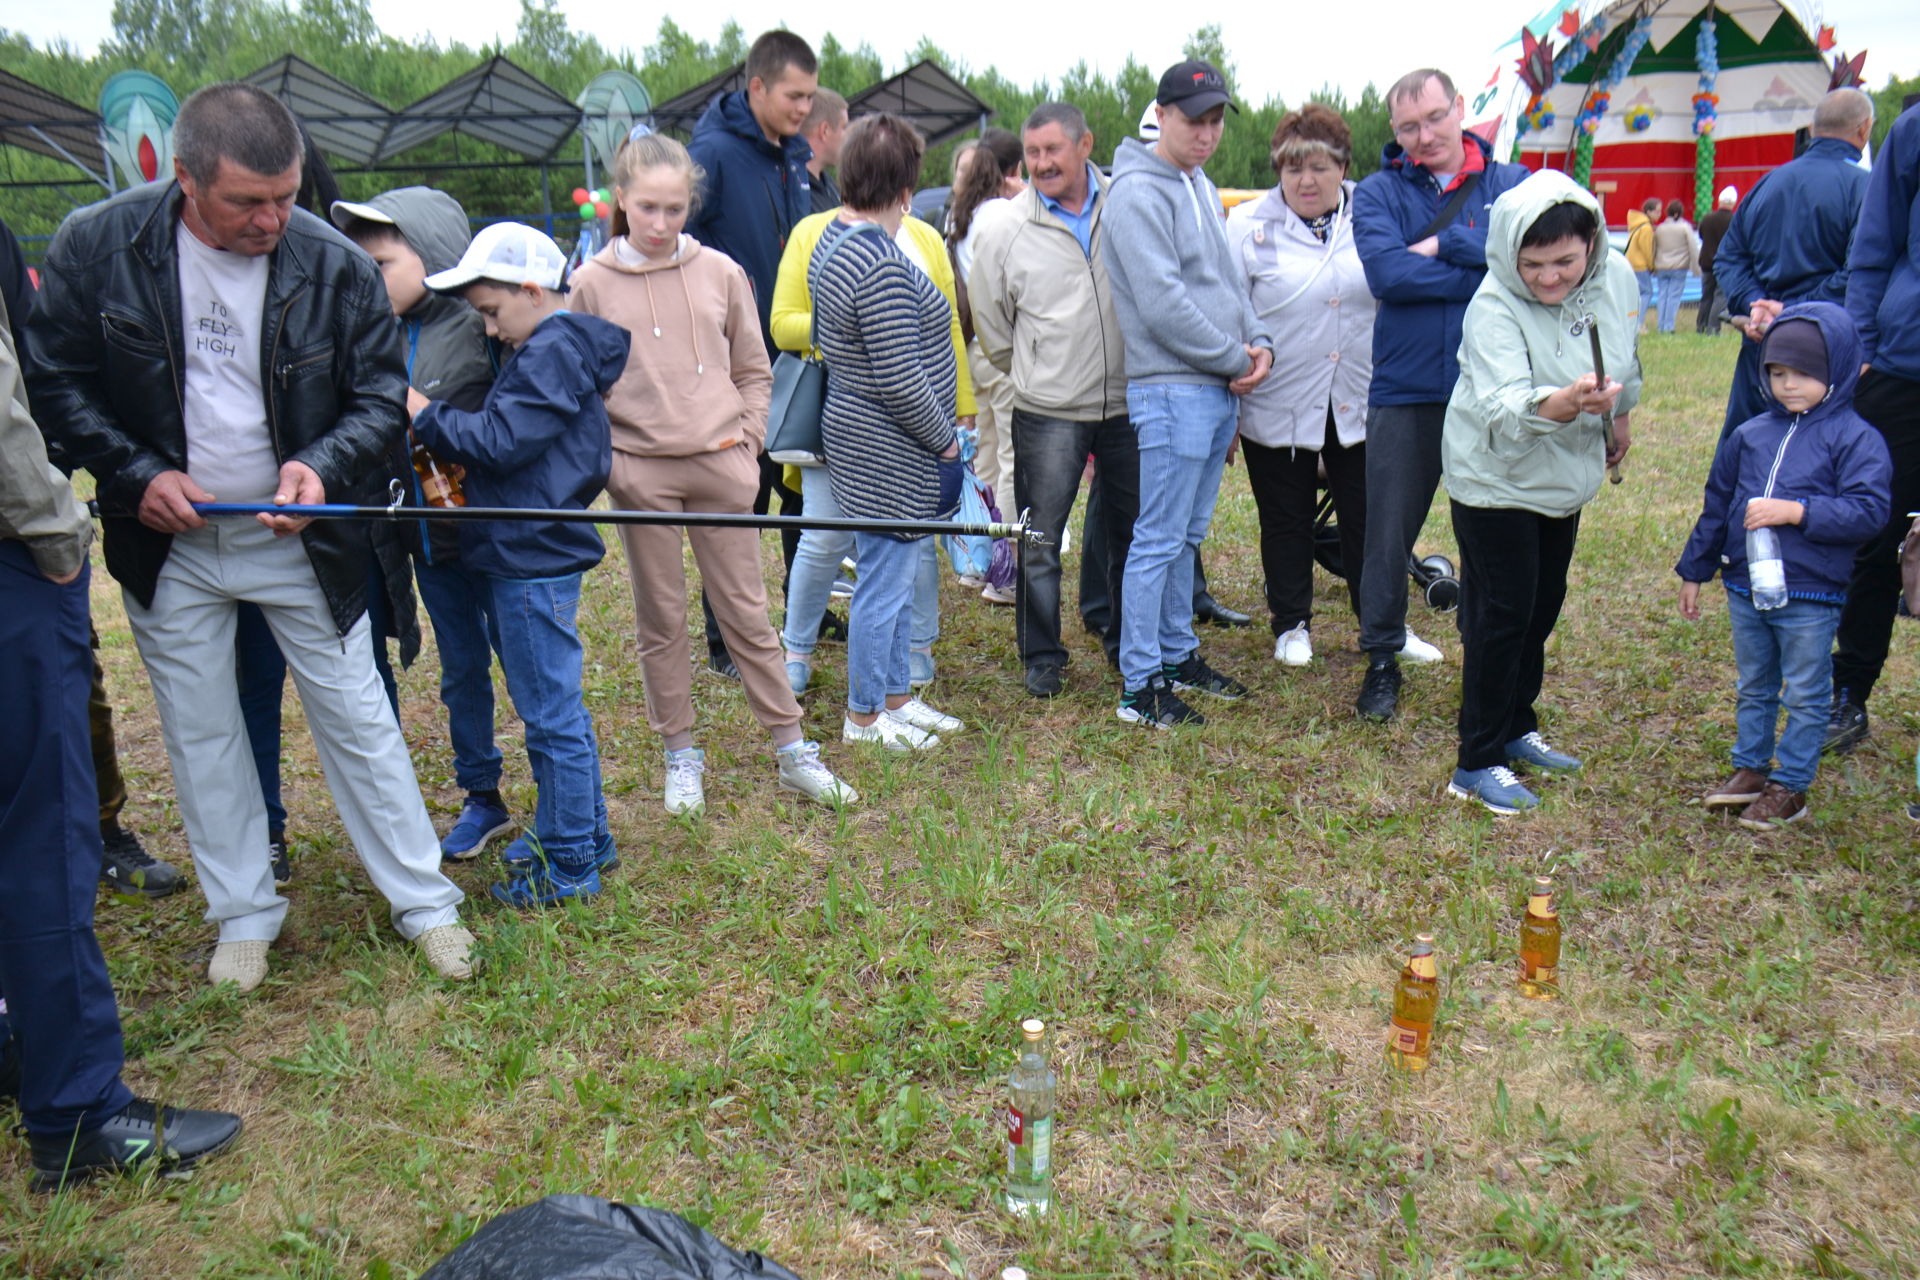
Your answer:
[1711,89,1873,441]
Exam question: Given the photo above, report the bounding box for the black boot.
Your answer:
[29,1098,243,1191]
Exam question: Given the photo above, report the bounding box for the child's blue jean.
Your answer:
[485,573,605,869]
[1726,592,1840,792]
[845,532,920,715]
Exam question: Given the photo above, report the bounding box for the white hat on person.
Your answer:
[425,221,568,292]
[1717,185,1738,208]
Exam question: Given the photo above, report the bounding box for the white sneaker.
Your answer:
[776,740,859,805]
[664,747,706,814]
[842,711,941,751]
[208,939,270,992]
[1274,624,1313,667]
[980,582,1017,606]
[1399,629,1444,664]
[891,697,964,734]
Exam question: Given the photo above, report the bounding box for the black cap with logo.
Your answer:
[1155,60,1239,116]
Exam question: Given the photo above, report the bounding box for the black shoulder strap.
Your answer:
[1412,170,1484,244]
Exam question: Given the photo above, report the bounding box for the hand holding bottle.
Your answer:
[1743,498,1804,529]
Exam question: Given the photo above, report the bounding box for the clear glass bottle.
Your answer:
[1518,876,1562,1000]
[1746,498,1788,609]
[1005,1018,1055,1216]
[1386,934,1439,1071]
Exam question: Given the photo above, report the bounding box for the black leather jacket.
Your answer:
[25,181,407,635]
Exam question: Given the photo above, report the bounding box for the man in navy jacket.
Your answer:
[1826,98,1920,753]
[1712,89,1873,440]
[1350,68,1527,723]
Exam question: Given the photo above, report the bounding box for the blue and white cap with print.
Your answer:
[426,220,568,293]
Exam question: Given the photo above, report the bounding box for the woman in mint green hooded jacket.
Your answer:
[1441,170,1643,815]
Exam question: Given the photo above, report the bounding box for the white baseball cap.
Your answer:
[425,221,568,292]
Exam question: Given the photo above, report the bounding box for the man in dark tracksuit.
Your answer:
[1350,68,1527,722]
[1695,187,1736,335]
[1712,89,1873,441]
[1826,99,1920,752]
[686,30,818,678]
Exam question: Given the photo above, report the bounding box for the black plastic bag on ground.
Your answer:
[418,1194,804,1280]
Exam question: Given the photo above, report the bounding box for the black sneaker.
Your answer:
[707,642,742,681]
[1355,658,1402,722]
[1822,689,1868,755]
[28,1097,243,1191]
[1117,675,1205,729]
[1024,663,1065,699]
[269,831,292,888]
[1163,653,1249,701]
[100,825,183,898]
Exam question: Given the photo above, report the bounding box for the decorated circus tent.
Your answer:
[1465,0,1859,225]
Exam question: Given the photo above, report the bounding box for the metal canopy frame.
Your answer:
[845,58,991,147]
[0,68,110,186]
[378,54,583,162]
[242,54,392,166]
[648,62,747,137]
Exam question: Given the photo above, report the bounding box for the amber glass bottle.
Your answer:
[1386,934,1439,1071]
[411,439,467,508]
[1518,876,1561,1000]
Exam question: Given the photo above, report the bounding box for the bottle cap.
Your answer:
[1411,933,1435,954]
[1021,1018,1045,1040]
[1532,875,1553,891]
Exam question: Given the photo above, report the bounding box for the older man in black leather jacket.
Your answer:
[26,83,473,993]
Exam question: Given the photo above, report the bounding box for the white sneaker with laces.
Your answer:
[842,712,940,751]
[664,747,706,814]
[891,697,964,734]
[1273,624,1313,666]
[776,741,859,805]
[1400,629,1444,664]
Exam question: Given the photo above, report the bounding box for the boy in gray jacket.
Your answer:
[1104,60,1273,729]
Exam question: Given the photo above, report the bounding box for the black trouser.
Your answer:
[1830,369,1920,706]
[1014,409,1137,669]
[1695,270,1722,335]
[1240,412,1366,634]
[1080,485,1211,635]
[708,453,803,650]
[1358,402,1446,656]
[1451,501,1580,771]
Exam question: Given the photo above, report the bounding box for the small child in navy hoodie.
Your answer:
[1676,301,1891,830]
[408,222,632,906]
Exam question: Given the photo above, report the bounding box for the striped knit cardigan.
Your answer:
[811,221,958,522]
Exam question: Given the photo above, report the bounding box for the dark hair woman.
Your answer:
[945,126,1025,540]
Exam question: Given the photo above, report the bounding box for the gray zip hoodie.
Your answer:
[1102,136,1272,385]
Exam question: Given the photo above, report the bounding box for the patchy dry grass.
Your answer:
[4,329,1920,1278]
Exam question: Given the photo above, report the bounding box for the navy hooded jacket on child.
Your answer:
[1675,300,1891,600]
[411,310,631,580]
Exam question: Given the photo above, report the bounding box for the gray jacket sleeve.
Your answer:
[0,296,91,578]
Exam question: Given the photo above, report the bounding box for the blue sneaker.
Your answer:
[500,830,619,873]
[488,862,601,908]
[1448,766,1541,816]
[1505,732,1582,773]
[441,794,513,861]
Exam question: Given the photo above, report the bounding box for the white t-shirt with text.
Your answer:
[177,221,279,503]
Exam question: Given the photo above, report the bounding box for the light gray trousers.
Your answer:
[123,519,463,944]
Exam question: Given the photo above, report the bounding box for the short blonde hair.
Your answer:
[611,132,706,237]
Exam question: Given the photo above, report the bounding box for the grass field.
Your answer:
[4,327,1919,1279]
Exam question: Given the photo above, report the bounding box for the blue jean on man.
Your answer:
[1726,591,1841,793]
[413,559,504,794]
[1119,383,1239,690]
[845,532,921,715]
[0,547,134,1138]
[486,574,604,870]
[782,466,939,658]
[1654,268,1689,333]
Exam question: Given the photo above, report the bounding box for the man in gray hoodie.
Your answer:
[1104,60,1273,730]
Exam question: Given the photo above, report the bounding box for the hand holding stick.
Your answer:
[1573,314,1624,485]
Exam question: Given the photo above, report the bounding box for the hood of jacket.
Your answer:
[1380,127,1497,183]
[547,309,632,396]
[587,234,704,275]
[1625,209,1650,233]
[1760,299,1862,421]
[1483,169,1610,307]
[697,90,802,161]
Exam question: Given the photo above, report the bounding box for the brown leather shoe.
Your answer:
[1704,767,1770,808]
[1737,781,1808,830]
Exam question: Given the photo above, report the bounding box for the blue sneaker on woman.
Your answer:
[1447,765,1541,816]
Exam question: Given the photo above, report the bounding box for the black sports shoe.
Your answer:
[269,832,292,888]
[1822,689,1868,755]
[28,1097,243,1191]
[1355,658,1403,722]
[1117,674,1205,729]
[100,825,183,898]
[707,642,742,681]
[1024,663,1065,699]
[1163,653,1248,701]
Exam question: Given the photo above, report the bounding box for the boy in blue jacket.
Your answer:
[1676,302,1890,831]
[409,222,632,906]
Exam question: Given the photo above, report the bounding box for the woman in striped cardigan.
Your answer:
[812,114,966,751]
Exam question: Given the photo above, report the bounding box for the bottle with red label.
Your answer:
[1386,934,1439,1071]
[1005,1018,1055,1215]
[1518,876,1562,1000]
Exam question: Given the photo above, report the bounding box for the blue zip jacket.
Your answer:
[1714,137,1868,317]
[1675,302,1890,601]
[686,91,813,350]
[1847,101,1920,382]
[410,310,630,579]
[1351,130,1528,406]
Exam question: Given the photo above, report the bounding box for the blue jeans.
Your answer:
[783,466,939,657]
[1655,268,1688,333]
[486,574,605,869]
[1726,592,1840,792]
[1119,383,1239,689]
[845,532,920,714]
[414,559,504,794]
[1635,270,1654,318]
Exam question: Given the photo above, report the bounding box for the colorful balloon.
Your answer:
[579,201,596,219]
[571,187,589,205]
